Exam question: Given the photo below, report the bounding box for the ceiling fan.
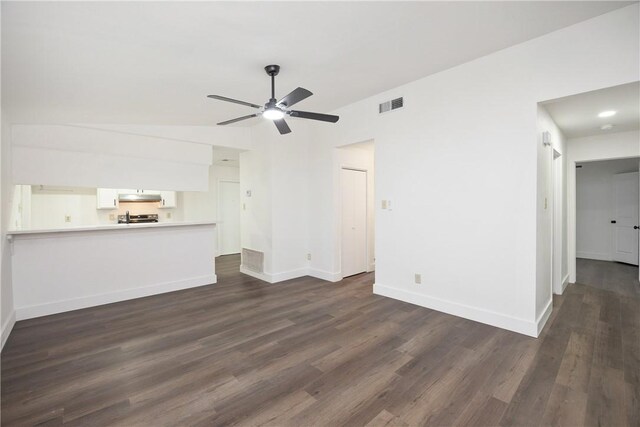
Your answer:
[207,65,339,135]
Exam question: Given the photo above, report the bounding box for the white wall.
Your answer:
[307,5,638,336]
[567,130,640,282]
[576,158,639,261]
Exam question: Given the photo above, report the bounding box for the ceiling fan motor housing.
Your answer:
[264,64,280,76]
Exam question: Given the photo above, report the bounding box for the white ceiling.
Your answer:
[2,1,633,125]
[543,81,640,138]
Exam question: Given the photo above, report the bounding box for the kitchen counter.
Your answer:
[7,221,217,237]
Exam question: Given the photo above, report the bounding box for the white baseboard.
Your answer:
[240,266,273,282]
[270,268,309,283]
[240,265,343,284]
[536,299,553,336]
[240,266,308,284]
[373,283,539,337]
[15,274,217,321]
[308,268,342,282]
[562,274,571,291]
[576,252,611,262]
[1,310,16,351]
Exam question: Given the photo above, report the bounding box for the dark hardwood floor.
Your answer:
[1,255,638,426]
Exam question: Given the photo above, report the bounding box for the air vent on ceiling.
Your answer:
[379,97,404,114]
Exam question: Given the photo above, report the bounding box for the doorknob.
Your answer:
[635,226,639,230]
[611,220,617,224]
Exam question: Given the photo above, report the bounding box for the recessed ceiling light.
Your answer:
[598,110,616,118]
[600,124,614,131]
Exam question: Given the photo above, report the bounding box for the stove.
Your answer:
[117,214,159,224]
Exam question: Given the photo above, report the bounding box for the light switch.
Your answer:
[381,200,388,209]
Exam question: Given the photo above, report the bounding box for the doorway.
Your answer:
[341,168,368,277]
[337,140,375,280]
[574,158,639,294]
[218,180,241,255]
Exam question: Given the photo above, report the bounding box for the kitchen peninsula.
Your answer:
[7,221,217,320]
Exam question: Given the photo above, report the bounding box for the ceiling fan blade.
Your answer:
[207,95,262,109]
[217,113,259,125]
[288,110,339,123]
[276,87,313,108]
[273,119,291,135]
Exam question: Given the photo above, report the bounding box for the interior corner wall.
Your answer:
[306,4,639,337]
[240,129,273,276]
[567,130,640,282]
[239,120,311,283]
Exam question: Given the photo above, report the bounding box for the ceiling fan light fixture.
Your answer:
[263,108,285,120]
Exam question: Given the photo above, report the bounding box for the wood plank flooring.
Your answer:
[1,255,638,426]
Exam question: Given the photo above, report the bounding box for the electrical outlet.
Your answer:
[109,214,116,221]
[307,253,311,261]
[414,274,422,284]
[166,212,172,219]
[65,215,71,223]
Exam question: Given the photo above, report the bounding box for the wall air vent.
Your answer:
[379,97,404,114]
[242,248,264,273]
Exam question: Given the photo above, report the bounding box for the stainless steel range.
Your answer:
[117,213,159,224]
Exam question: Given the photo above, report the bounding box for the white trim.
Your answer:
[269,268,309,283]
[576,252,612,261]
[1,310,16,351]
[15,274,217,321]
[239,265,272,282]
[536,299,553,336]
[308,268,342,282]
[373,283,540,337]
[561,274,571,293]
[240,266,343,283]
[239,266,308,284]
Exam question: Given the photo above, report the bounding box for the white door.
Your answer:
[219,181,241,255]
[612,172,639,265]
[341,168,367,277]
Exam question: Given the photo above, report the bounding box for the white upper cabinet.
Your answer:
[159,191,176,208]
[96,188,119,209]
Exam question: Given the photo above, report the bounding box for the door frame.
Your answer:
[217,179,241,257]
[339,166,370,279]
